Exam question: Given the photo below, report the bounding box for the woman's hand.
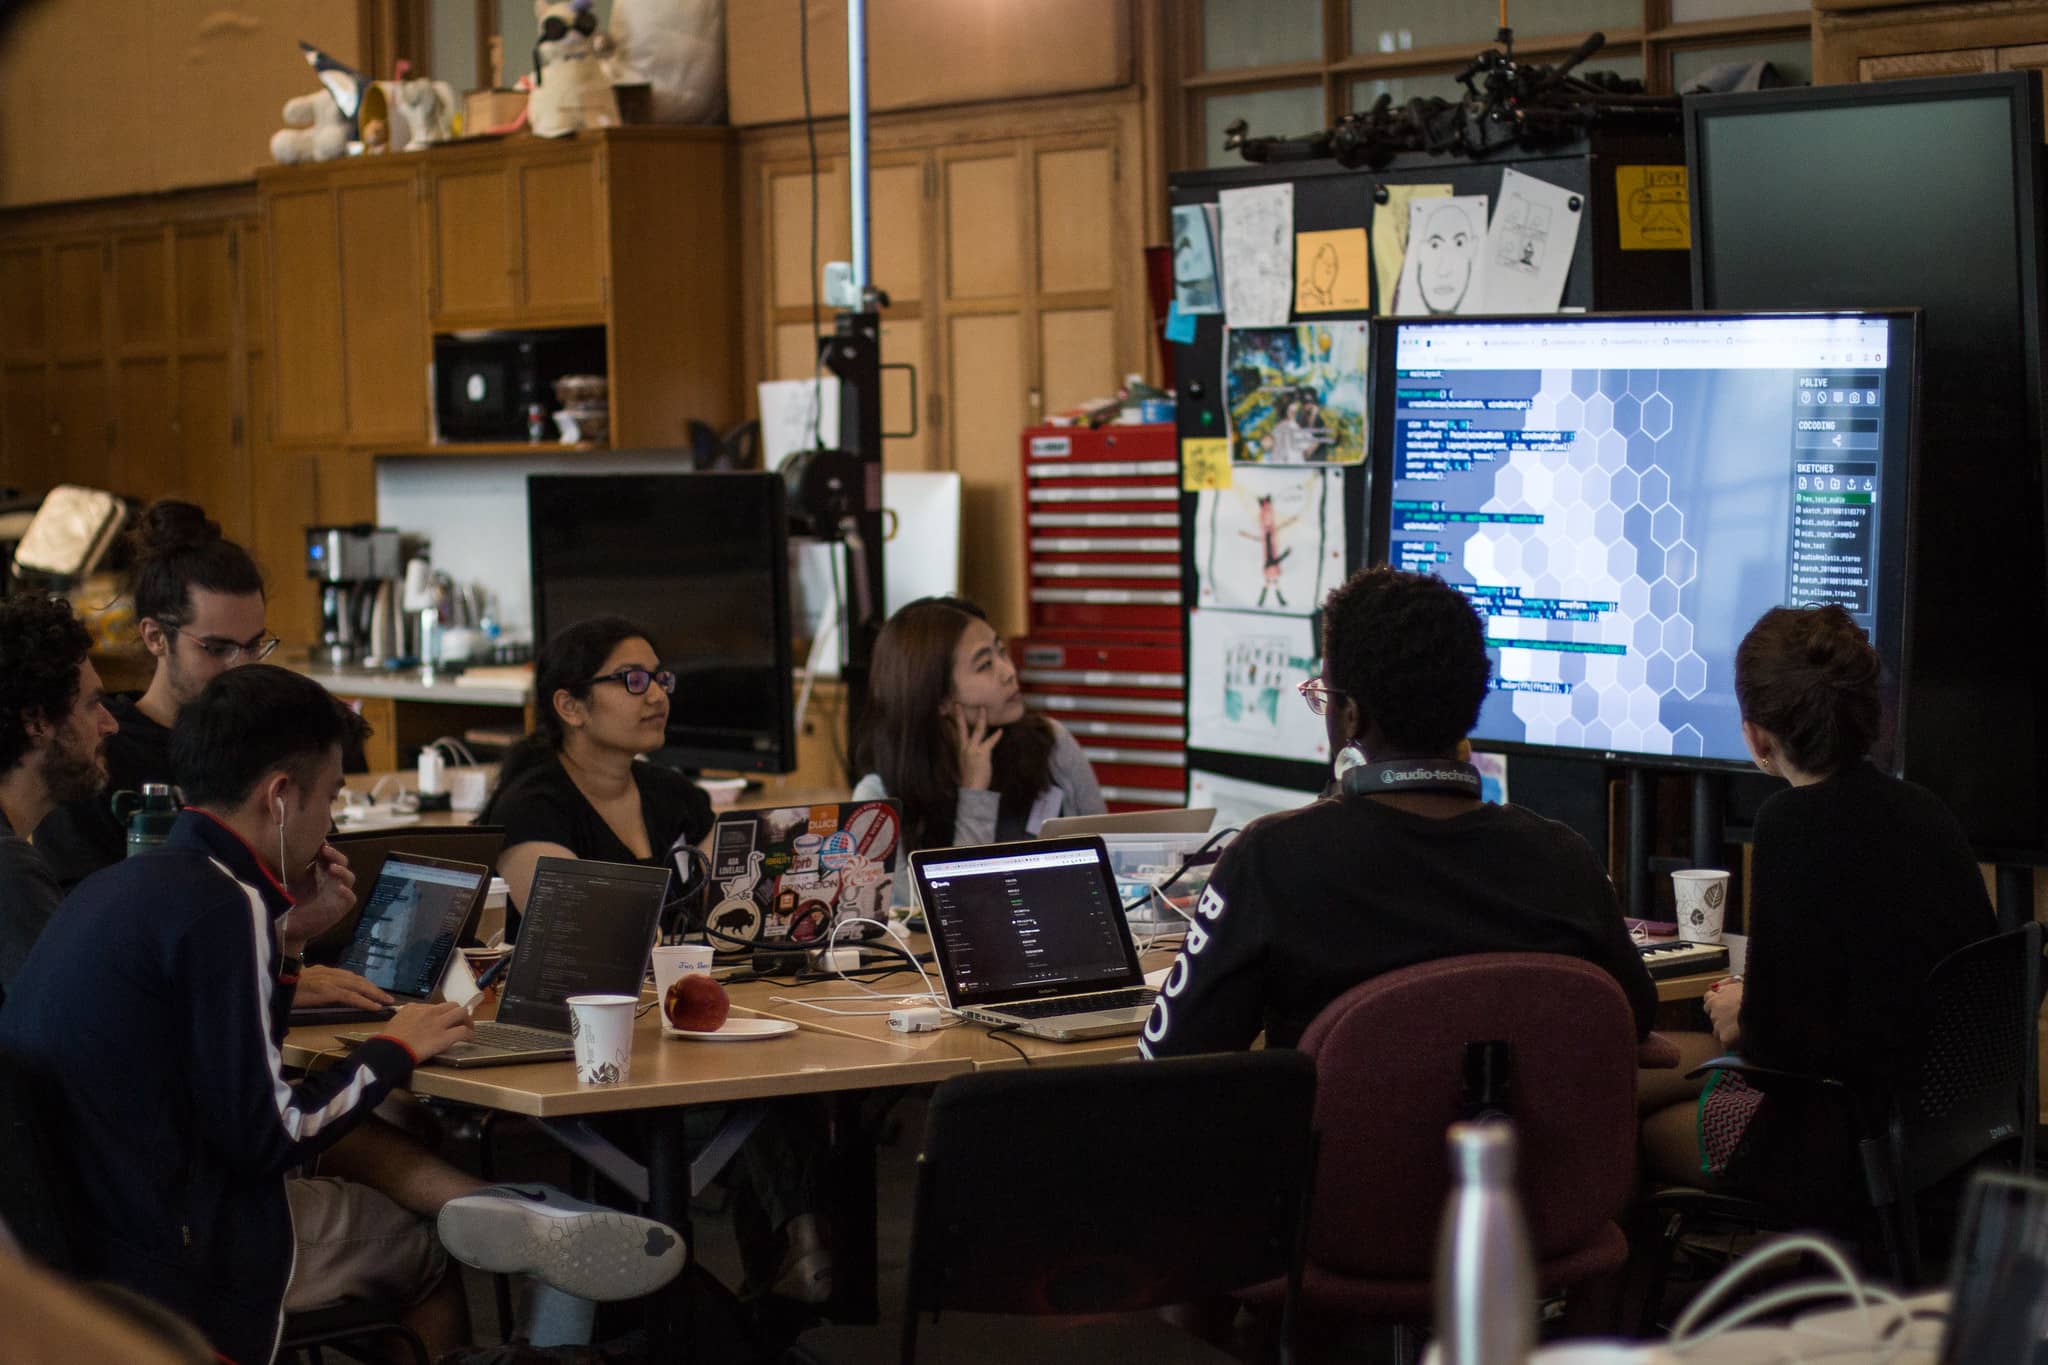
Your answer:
[948,703,1003,792]
[1703,978,1744,1048]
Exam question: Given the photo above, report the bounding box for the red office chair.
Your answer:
[1239,953,1646,1343]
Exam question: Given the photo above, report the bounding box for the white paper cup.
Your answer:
[651,944,716,1008]
[1672,869,1731,944]
[566,994,637,1085]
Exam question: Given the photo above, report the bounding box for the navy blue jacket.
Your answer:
[0,810,417,1365]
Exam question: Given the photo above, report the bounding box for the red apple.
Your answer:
[664,973,731,1033]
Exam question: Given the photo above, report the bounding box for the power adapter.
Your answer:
[752,945,807,977]
[814,946,863,974]
[887,1006,944,1033]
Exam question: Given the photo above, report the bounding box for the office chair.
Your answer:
[1634,921,2043,1327]
[784,1050,1319,1365]
[0,1046,431,1365]
[1235,953,1648,1351]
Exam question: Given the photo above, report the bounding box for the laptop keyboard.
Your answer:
[995,988,1156,1020]
[469,1021,572,1050]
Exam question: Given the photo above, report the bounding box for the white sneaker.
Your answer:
[437,1184,685,1301]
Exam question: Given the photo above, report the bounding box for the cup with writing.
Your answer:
[651,943,715,1009]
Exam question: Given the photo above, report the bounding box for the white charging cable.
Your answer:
[766,915,958,1019]
[1667,1233,1922,1361]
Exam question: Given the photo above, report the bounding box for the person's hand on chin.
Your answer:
[947,703,1003,791]
[282,842,357,954]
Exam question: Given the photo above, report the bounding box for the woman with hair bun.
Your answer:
[36,499,270,887]
[1639,605,1993,1217]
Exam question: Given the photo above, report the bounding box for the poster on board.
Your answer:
[1187,768,1321,831]
[1392,194,1490,316]
[1195,466,1345,615]
[1187,608,1328,764]
[1223,322,1369,466]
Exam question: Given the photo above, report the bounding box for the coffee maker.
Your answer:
[306,525,400,666]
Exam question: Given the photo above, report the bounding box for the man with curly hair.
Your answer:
[1140,566,1655,1057]
[0,594,118,991]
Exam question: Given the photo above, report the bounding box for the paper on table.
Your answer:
[1195,466,1344,615]
[1186,768,1320,831]
[1391,194,1489,317]
[1171,201,1222,314]
[757,377,841,468]
[1294,227,1370,313]
[1371,183,1452,311]
[1187,608,1328,763]
[1218,183,1295,327]
[1479,168,1582,315]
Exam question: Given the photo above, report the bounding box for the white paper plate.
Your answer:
[661,1016,798,1042]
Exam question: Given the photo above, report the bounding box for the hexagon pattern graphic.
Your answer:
[1470,369,1706,757]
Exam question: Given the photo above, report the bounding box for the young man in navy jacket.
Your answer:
[0,666,681,1363]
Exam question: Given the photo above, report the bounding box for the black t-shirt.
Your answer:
[490,753,714,937]
[35,692,172,890]
[1139,793,1658,1058]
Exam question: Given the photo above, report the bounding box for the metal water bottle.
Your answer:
[113,783,180,858]
[1434,1122,1535,1365]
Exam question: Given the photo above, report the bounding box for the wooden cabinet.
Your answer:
[426,144,606,327]
[1814,0,2048,88]
[741,93,1149,637]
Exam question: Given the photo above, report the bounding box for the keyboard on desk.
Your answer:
[994,988,1158,1020]
[1636,938,1730,979]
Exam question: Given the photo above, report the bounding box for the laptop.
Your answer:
[705,799,903,944]
[290,853,490,1026]
[911,835,1156,1042]
[1039,807,1215,839]
[340,857,670,1068]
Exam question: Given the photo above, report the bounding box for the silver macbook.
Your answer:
[291,853,489,1026]
[1039,807,1215,839]
[341,857,669,1068]
[911,836,1155,1042]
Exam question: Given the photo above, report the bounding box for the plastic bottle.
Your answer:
[113,783,180,858]
[1434,1121,1535,1365]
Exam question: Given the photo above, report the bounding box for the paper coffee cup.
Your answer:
[1672,869,1730,944]
[566,994,637,1085]
[651,944,715,1008]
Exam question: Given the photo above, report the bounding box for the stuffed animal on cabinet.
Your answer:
[527,0,620,138]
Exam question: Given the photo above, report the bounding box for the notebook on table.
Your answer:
[910,835,1156,1043]
[290,853,491,1025]
[338,856,669,1068]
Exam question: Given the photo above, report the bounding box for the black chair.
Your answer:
[0,1045,431,1365]
[309,824,507,961]
[1635,922,2042,1324]
[784,1050,1319,1365]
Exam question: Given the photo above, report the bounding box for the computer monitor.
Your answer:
[1370,311,1919,769]
[528,472,796,773]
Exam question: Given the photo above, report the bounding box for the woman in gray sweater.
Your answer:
[852,597,1103,857]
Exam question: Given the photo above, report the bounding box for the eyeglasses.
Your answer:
[1297,679,1347,716]
[539,9,599,40]
[588,667,677,697]
[174,630,281,665]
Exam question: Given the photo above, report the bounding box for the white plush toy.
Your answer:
[392,61,460,150]
[527,0,619,138]
[269,91,350,164]
[607,0,726,124]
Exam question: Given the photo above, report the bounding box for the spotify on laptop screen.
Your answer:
[1376,313,1915,767]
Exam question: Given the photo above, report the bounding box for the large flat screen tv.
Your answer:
[528,472,796,773]
[1371,310,1919,771]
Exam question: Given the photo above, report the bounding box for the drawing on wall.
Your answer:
[1171,202,1222,314]
[1392,194,1489,316]
[1217,183,1295,327]
[1293,227,1369,313]
[1478,169,1581,314]
[1371,183,1452,310]
[1188,608,1328,763]
[1196,466,1345,615]
[1187,767,1319,828]
[1222,322,1369,466]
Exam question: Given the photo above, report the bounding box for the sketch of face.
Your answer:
[1417,204,1477,314]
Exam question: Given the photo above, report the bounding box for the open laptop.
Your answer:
[910,835,1156,1042]
[1039,807,1215,839]
[340,857,670,1068]
[290,853,490,1026]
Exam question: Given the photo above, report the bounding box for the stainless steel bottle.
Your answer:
[1434,1121,1535,1365]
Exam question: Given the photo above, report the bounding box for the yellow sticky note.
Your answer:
[1294,228,1370,313]
[1181,438,1231,491]
[1371,183,1452,311]
[1617,165,1691,250]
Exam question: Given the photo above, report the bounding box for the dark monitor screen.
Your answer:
[1372,311,1917,769]
[915,840,1143,1004]
[498,858,669,1032]
[529,472,795,773]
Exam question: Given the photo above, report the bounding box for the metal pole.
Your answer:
[846,0,872,296]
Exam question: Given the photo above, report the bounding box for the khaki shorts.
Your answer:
[282,1176,447,1313]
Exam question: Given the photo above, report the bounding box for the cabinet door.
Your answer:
[429,163,518,325]
[264,182,346,446]
[336,171,429,445]
[49,359,110,491]
[1,363,52,492]
[0,244,48,364]
[518,150,606,320]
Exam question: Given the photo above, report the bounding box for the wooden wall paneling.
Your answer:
[1,365,51,494]
[605,132,744,445]
[264,181,347,446]
[334,170,429,445]
[1035,145,1116,294]
[245,319,321,650]
[1038,308,1118,415]
[943,152,1025,300]
[50,241,107,362]
[314,448,377,524]
[945,311,1027,635]
[429,162,518,324]
[0,245,48,361]
[1814,0,2048,85]
[175,227,235,354]
[49,361,111,492]
[880,315,930,471]
[176,355,243,541]
[871,160,926,306]
[112,358,176,502]
[1860,48,1998,79]
[518,150,607,321]
[770,157,851,311]
[113,232,172,355]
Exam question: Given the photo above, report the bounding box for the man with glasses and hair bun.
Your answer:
[1140,566,1655,1059]
[35,500,279,889]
